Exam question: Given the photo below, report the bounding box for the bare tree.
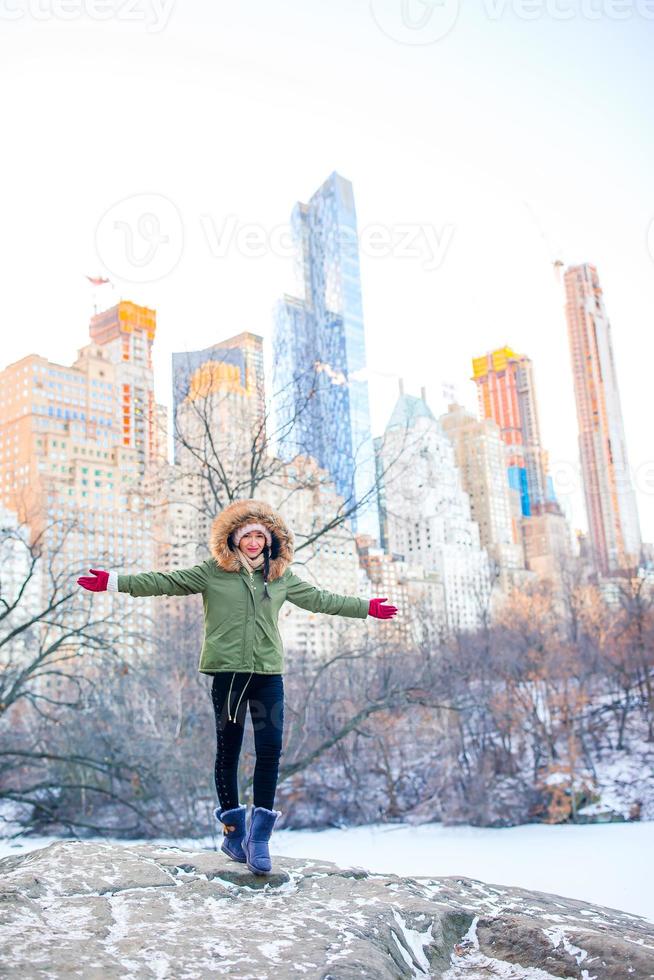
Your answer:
[0,515,152,836]
[610,574,654,743]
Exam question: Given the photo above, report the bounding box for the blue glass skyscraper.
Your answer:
[273,172,379,541]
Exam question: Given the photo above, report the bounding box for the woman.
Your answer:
[77,498,397,876]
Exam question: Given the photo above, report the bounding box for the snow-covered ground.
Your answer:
[2,820,652,922]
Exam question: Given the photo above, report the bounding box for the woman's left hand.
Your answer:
[368,597,398,619]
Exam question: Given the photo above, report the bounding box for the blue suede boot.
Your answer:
[244,805,282,875]
[214,804,247,863]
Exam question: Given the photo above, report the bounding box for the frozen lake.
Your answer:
[2,819,652,921]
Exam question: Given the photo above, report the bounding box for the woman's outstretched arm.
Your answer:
[286,571,397,619]
[77,560,212,597]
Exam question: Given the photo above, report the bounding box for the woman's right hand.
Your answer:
[77,568,110,592]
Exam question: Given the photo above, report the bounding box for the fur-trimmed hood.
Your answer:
[209,499,294,581]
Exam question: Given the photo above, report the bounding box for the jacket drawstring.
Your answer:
[227,672,236,722]
[227,669,254,723]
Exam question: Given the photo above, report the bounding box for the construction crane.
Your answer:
[523,199,566,285]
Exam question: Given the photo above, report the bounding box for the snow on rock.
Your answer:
[443,916,567,979]
[1,840,653,979]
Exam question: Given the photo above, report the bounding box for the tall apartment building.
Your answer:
[0,300,164,652]
[471,345,572,579]
[166,333,267,562]
[472,346,554,516]
[563,263,641,574]
[440,402,526,588]
[378,386,491,633]
[272,172,380,542]
[521,511,572,581]
[172,332,265,465]
[356,532,446,647]
[88,301,162,473]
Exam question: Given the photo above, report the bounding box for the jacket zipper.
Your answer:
[240,568,256,671]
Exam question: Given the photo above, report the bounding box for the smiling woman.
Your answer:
[232,522,271,568]
[76,497,398,877]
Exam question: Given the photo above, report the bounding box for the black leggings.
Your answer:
[210,671,284,812]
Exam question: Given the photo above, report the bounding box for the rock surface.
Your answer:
[1,840,653,978]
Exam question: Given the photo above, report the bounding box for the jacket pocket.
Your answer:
[206,615,239,642]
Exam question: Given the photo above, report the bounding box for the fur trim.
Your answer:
[209,499,294,580]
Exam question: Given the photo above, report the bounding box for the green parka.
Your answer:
[114,499,369,676]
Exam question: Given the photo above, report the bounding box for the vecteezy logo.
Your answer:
[95,192,184,283]
[370,0,460,44]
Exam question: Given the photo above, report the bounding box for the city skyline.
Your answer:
[1,266,649,554]
[0,281,646,591]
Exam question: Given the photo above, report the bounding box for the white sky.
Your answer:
[1,0,652,537]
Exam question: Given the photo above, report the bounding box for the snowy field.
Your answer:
[273,821,654,922]
[2,820,652,922]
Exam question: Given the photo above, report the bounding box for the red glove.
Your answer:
[77,568,109,592]
[368,597,398,619]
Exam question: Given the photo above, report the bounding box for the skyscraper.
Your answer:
[172,332,265,465]
[472,346,552,516]
[440,402,526,588]
[563,263,641,573]
[89,301,161,474]
[0,301,162,651]
[379,386,490,632]
[272,172,379,541]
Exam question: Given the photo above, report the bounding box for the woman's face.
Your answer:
[238,530,267,558]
